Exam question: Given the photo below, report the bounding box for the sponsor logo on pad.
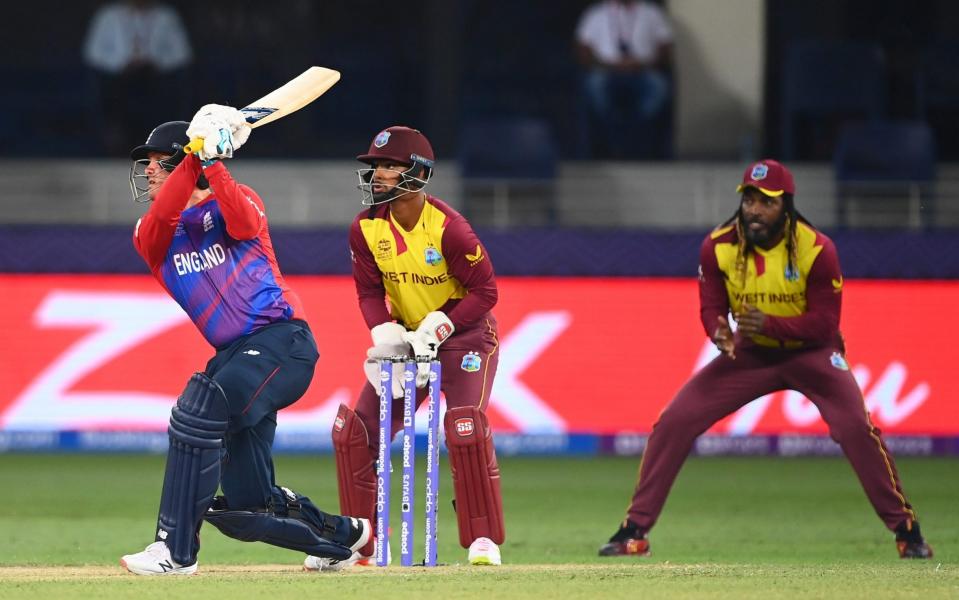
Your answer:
[454,418,475,437]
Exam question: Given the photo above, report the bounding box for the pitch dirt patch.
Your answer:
[0,563,681,581]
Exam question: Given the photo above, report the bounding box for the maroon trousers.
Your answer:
[627,345,917,533]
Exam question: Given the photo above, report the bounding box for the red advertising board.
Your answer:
[1,275,955,435]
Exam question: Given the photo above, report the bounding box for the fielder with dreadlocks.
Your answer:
[598,159,933,560]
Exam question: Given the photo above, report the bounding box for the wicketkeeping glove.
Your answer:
[402,311,454,388]
[362,322,412,398]
[370,322,407,347]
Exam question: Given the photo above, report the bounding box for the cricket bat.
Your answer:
[183,66,341,154]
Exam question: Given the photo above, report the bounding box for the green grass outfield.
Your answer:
[0,454,956,598]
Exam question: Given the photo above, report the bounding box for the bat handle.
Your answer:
[183,137,204,154]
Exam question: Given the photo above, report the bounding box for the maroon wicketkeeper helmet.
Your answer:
[356,126,435,206]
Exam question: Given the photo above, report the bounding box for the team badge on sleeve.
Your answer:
[461,352,482,372]
[829,352,849,371]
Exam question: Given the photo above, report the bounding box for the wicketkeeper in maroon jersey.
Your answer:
[599,159,933,559]
[313,126,505,569]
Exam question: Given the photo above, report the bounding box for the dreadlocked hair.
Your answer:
[722,193,808,285]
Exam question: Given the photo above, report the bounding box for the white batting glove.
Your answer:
[186,116,235,160]
[402,311,454,388]
[187,104,251,160]
[192,104,251,137]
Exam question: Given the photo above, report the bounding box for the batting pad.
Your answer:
[157,372,229,566]
[445,406,506,547]
[204,508,352,560]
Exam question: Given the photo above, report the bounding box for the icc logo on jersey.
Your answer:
[424,246,442,266]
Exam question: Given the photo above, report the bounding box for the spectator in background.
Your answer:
[575,0,674,159]
[83,0,192,155]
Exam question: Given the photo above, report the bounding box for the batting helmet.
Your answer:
[130,121,191,163]
[129,121,208,202]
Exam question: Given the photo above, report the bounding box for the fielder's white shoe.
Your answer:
[121,541,198,576]
[468,537,501,566]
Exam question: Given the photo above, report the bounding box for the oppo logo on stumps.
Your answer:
[434,323,453,342]
[454,417,475,437]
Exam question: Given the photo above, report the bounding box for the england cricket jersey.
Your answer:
[699,219,843,349]
[350,196,497,330]
[133,157,303,348]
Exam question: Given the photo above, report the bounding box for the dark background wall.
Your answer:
[6,1,959,160]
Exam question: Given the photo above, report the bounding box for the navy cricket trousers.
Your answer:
[204,319,319,511]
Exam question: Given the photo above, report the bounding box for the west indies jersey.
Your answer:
[133,156,304,348]
[349,197,497,331]
[699,220,843,349]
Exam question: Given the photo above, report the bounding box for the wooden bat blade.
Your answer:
[243,66,341,128]
[183,66,341,154]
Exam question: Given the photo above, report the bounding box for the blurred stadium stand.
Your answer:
[915,39,959,159]
[779,41,886,161]
[1,0,959,267]
[834,121,938,228]
[459,116,559,227]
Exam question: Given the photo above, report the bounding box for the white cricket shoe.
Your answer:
[304,518,373,572]
[468,537,501,566]
[121,541,198,576]
[304,552,357,572]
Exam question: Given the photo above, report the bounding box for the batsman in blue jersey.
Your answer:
[120,105,370,575]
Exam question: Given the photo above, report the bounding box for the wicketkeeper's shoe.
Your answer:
[896,520,933,559]
[598,520,651,557]
[468,537,502,566]
[120,541,198,576]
